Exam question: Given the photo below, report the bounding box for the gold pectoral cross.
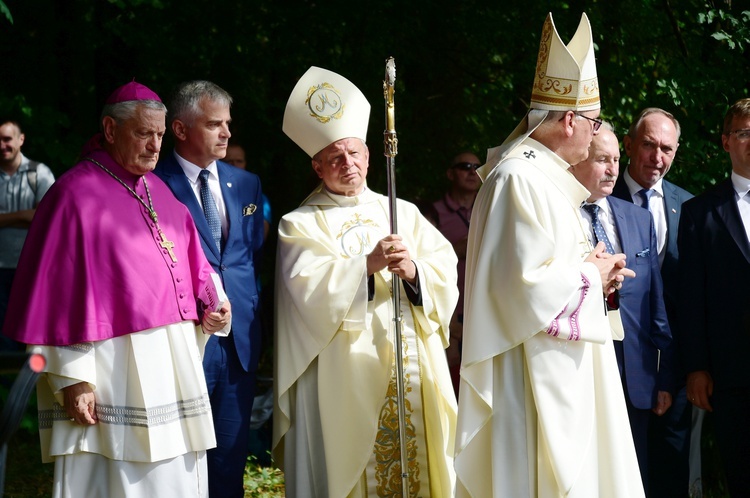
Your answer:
[159,231,178,262]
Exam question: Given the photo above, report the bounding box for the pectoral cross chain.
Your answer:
[84,157,180,264]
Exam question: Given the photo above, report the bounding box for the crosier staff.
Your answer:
[383,56,410,497]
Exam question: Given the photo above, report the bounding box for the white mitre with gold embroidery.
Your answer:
[530,12,599,111]
[283,66,371,157]
[481,13,599,176]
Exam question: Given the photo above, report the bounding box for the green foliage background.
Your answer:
[1,1,748,495]
[2,0,749,219]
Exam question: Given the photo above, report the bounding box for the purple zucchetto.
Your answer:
[105,80,162,104]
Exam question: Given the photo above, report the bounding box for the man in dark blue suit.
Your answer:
[155,81,264,498]
[612,108,695,498]
[570,125,673,494]
[678,98,750,497]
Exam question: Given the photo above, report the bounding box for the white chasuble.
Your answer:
[274,186,458,498]
[455,139,644,498]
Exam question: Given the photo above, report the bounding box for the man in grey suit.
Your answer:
[612,108,694,498]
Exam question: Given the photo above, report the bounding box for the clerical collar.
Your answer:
[325,186,371,206]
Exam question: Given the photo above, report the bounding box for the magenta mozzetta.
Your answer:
[3,143,216,345]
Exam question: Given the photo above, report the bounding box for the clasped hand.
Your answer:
[585,242,636,295]
[367,235,417,284]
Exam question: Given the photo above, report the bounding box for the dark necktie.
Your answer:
[199,169,222,251]
[583,203,620,310]
[638,188,654,213]
[583,203,615,254]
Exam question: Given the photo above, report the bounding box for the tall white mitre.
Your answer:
[530,12,599,111]
[282,66,371,158]
[482,12,600,174]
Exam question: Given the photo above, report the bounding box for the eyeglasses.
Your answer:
[453,162,481,171]
[575,113,603,133]
[728,129,750,141]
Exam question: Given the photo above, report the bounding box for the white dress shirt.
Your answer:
[174,152,229,240]
[579,197,622,254]
[623,169,666,265]
[731,171,750,244]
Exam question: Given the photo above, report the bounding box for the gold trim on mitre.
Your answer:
[530,13,599,112]
[283,66,371,157]
[485,13,599,170]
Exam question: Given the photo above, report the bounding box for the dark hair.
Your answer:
[722,98,750,135]
[450,151,479,167]
[0,118,23,134]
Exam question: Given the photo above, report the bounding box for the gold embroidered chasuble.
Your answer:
[274,186,458,497]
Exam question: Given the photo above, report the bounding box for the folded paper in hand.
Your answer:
[204,273,230,337]
[205,273,228,312]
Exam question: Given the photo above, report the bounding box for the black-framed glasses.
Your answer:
[728,129,750,141]
[453,162,481,171]
[575,113,603,132]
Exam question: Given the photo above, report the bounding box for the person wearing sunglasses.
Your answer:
[428,151,482,396]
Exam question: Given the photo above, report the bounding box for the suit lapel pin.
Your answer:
[227,182,233,188]
[671,208,677,213]
[243,204,257,216]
